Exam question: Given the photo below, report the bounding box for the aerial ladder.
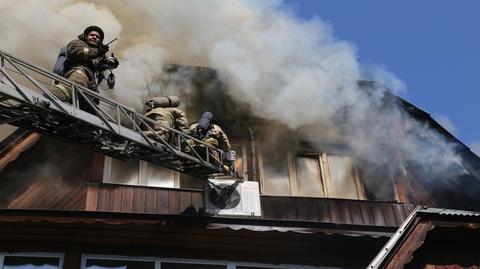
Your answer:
[0,49,239,180]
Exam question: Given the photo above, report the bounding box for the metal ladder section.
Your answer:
[0,49,233,179]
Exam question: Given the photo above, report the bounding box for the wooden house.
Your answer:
[0,65,478,269]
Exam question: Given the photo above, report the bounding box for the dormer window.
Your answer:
[259,147,365,200]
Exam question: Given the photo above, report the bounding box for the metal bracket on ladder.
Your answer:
[0,49,238,179]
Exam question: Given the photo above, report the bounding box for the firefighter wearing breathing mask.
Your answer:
[142,96,189,143]
[189,111,231,164]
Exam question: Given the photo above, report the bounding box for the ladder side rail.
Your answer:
[75,87,117,133]
[134,110,224,166]
[0,55,4,82]
[131,111,223,169]
[168,125,223,164]
[0,50,200,147]
[0,56,33,104]
[0,50,128,133]
[0,82,224,176]
[76,86,118,124]
[0,50,118,114]
[0,50,74,87]
[0,114,35,125]
[2,49,221,158]
[118,105,165,150]
[0,82,152,149]
[3,56,68,113]
[0,50,229,174]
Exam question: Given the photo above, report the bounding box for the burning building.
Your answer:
[0,58,480,268]
[0,1,480,268]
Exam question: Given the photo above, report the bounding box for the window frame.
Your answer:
[102,140,248,189]
[103,157,180,188]
[0,252,64,269]
[259,148,366,200]
[81,254,324,269]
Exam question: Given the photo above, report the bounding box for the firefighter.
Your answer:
[189,111,231,164]
[142,96,189,143]
[51,26,117,109]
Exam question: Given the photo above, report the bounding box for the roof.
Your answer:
[368,206,480,269]
[0,208,390,267]
[0,208,395,237]
[0,129,40,172]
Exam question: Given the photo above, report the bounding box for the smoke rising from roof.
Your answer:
[0,0,471,198]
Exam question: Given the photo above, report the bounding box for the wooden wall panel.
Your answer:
[179,191,192,212]
[156,189,169,214]
[133,188,146,213]
[120,187,134,212]
[168,190,180,214]
[87,184,204,215]
[261,196,413,227]
[328,199,341,223]
[392,203,407,225]
[0,137,92,210]
[360,203,375,225]
[145,188,157,213]
[381,204,398,226]
[371,205,387,226]
[316,200,331,222]
[191,192,204,209]
[294,198,315,221]
[348,201,364,224]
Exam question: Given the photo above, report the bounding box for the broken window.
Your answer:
[327,155,361,199]
[294,155,325,197]
[260,150,365,200]
[259,147,291,196]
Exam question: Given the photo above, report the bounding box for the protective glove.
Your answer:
[97,44,109,56]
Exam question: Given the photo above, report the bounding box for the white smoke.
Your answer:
[0,0,470,195]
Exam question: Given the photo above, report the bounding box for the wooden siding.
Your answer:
[0,137,93,210]
[87,184,413,227]
[87,183,204,214]
[261,195,414,226]
[0,133,413,227]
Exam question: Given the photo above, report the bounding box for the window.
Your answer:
[103,141,248,190]
[260,148,365,200]
[327,155,362,199]
[81,255,322,269]
[0,253,63,269]
[258,147,291,196]
[104,157,178,188]
[85,258,155,269]
[162,263,225,269]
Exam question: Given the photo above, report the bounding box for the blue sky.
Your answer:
[288,0,480,153]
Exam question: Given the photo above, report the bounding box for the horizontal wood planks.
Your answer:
[88,184,204,215]
[0,137,91,210]
[261,196,414,227]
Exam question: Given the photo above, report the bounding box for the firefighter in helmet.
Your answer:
[51,26,118,109]
[189,111,232,165]
[141,96,189,143]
